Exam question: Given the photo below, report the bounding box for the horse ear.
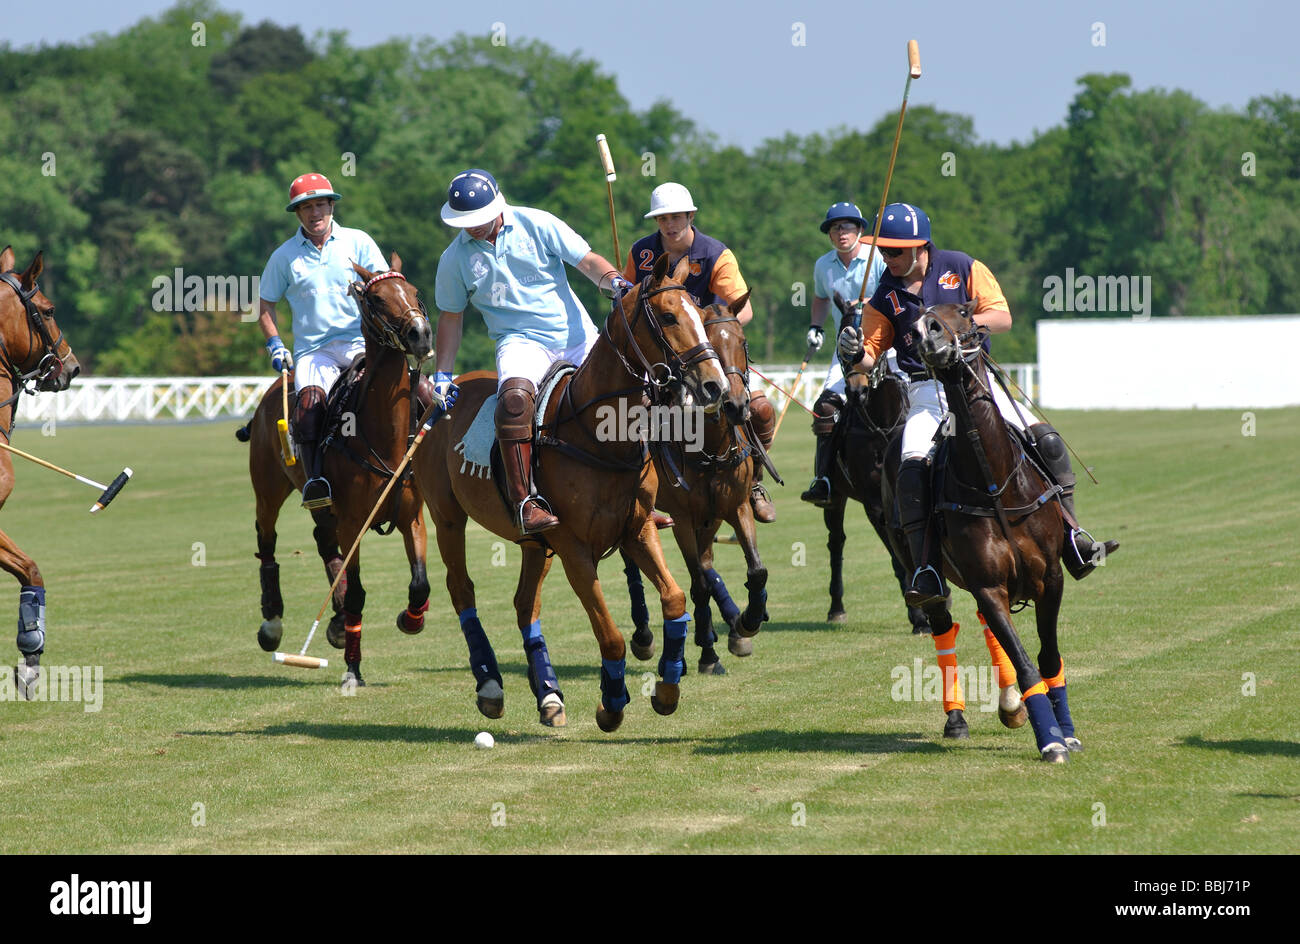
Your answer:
[21,251,44,287]
[389,252,402,273]
[729,291,750,317]
[0,246,13,273]
[832,291,849,318]
[670,255,690,284]
[352,261,375,282]
[963,297,979,318]
[651,252,670,282]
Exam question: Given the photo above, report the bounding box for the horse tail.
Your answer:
[235,421,251,442]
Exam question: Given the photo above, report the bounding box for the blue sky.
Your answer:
[6,0,1297,149]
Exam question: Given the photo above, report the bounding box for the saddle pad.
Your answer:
[454,394,498,479]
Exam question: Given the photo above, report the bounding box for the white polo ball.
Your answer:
[474,731,495,750]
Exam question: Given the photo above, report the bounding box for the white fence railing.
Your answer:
[12,365,1039,425]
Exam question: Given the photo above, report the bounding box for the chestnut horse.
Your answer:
[622,295,772,675]
[882,301,1080,761]
[242,254,433,686]
[0,246,81,696]
[414,254,729,732]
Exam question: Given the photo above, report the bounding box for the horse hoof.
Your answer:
[1064,737,1083,752]
[257,617,283,652]
[340,670,365,695]
[15,661,39,700]
[539,693,566,727]
[650,682,679,716]
[727,632,753,657]
[1040,744,1070,763]
[595,705,624,732]
[326,613,347,649]
[998,687,1028,729]
[395,609,425,635]
[697,659,726,675]
[629,625,655,661]
[827,609,848,623]
[942,709,970,739]
[476,679,505,719]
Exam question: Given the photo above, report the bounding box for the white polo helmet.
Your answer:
[644,182,698,218]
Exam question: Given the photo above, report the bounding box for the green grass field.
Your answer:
[0,407,1296,853]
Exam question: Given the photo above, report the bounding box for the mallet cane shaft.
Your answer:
[748,365,816,418]
[596,134,622,268]
[276,384,459,669]
[771,341,818,440]
[278,368,296,466]
[0,441,133,514]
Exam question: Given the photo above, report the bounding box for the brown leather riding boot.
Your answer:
[748,392,776,523]
[503,439,558,535]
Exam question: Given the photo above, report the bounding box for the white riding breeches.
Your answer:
[294,338,366,393]
[495,335,598,391]
[900,375,1027,460]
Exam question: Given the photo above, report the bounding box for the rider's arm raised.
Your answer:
[855,305,896,370]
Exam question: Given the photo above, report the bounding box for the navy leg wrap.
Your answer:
[459,608,501,686]
[623,557,650,630]
[1046,684,1075,739]
[600,657,629,712]
[520,619,561,705]
[658,614,689,685]
[16,586,45,655]
[703,568,740,627]
[1024,692,1066,752]
[741,573,768,634]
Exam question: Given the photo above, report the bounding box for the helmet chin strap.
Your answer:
[901,247,925,278]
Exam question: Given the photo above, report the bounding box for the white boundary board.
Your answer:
[1037,317,1300,409]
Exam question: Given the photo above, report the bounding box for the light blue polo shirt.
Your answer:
[814,243,888,311]
[435,205,596,347]
[259,223,388,357]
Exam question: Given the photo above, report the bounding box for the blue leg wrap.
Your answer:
[657,614,689,685]
[1024,691,1066,752]
[520,620,561,704]
[624,558,650,629]
[16,586,45,656]
[600,657,629,713]
[458,608,501,685]
[703,568,740,627]
[1046,684,1075,739]
[741,579,768,634]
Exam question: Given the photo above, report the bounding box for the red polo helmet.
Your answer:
[286,173,342,212]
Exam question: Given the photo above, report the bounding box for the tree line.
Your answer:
[1,0,1295,375]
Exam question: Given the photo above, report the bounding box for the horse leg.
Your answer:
[870,508,930,634]
[683,524,723,675]
[432,503,502,717]
[254,480,292,652]
[554,544,630,732]
[732,503,768,641]
[0,527,44,699]
[515,544,565,726]
[619,523,690,717]
[923,604,969,739]
[621,549,655,661]
[396,505,431,634]
[825,496,848,622]
[337,523,366,689]
[311,508,348,650]
[978,612,1026,728]
[1034,570,1078,750]
[973,586,1068,762]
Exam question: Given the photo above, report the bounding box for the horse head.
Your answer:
[0,246,80,392]
[614,253,727,414]
[918,299,985,373]
[348,252,434,362]
[700,292,752,425]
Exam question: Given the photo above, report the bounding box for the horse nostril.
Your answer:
[701,381,722,405]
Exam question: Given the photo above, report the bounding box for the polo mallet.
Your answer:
[771,340,819,440]
[748,364,816,419]
[984,354,1100,485]
[855,39,922,319]
[278,369,296,467]
[596,133,622,268]
[274,384,459,670]
[0,441,132,514]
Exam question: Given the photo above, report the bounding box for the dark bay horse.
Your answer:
[0,246,81,696]
[414,253,729,732]
[242,254,434,687]
[623,294,772,675]
[882,301,1079,762]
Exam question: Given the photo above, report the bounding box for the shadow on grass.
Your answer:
[181,722,556,745]
[413,661,600,680]
[120,673,320,689]
[1182,735,1299,757]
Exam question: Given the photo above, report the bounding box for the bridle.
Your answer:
[0,270,68,393]
[354,270,430,356]
[604,278,721,404]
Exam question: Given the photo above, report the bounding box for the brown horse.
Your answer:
[242,253,433,686]
[622,294,773,675]
[0,246,81,696]
[882,301,1082,761]
[414,253,728,731]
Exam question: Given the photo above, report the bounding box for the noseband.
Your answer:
[0,270,68,393]
[605,280,721,400]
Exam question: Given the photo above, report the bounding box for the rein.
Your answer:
[0,271,68,441]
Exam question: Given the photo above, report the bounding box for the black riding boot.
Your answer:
[897,456,947,607]
[294,387,331,510]
[800,433,835,506]
[1029,423,1119,579]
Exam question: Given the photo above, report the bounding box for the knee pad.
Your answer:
[294,386,327,441]
[749,392,775,446]
[16,585,45,655]
[812,391,843,436]
[495,378,536,442]
[1029,423,1073,483]
[414,372,435,416]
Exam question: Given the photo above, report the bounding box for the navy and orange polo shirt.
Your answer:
[621,226,748,307]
